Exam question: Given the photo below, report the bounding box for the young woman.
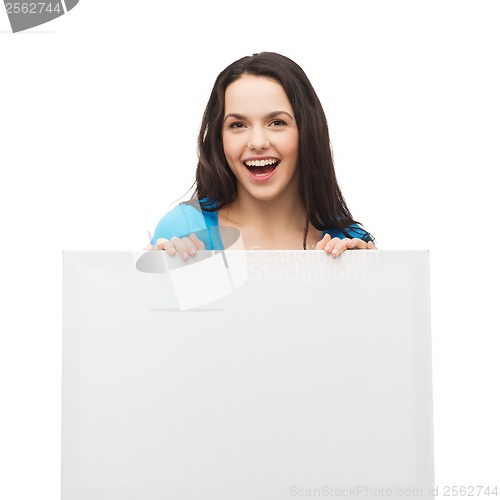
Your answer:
[149,52,376,259]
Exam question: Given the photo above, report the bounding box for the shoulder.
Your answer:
[151,202,206,244]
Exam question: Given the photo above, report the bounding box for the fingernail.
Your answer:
[332,249,338,255]
[189,248,197,255]
[183,252,189,259]
[325,244,332,251]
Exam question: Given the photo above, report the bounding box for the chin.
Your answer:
[248,188,283,202]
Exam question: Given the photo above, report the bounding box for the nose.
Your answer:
[247,127,270,151]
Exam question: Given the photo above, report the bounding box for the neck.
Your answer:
[226,186,307,235]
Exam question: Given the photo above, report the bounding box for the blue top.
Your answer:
[152,197,373,250]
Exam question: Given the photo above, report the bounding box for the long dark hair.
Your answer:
[185,51,371,248]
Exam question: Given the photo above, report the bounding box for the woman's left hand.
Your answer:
[315,234,377,257]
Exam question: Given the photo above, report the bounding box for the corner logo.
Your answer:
[135,226,248,311]
[4,1,78,32]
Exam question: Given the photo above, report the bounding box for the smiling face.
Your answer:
[222,75,299,203]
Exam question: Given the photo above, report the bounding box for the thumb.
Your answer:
[315,233,331,250]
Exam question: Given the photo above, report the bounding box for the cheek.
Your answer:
[221,138,239,175]
[278,132,299,159]
[222,134,236,160]
[222,135,246,166]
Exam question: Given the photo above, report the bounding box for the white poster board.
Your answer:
[62,250,434,500]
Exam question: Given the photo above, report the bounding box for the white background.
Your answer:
[1,0,499,498]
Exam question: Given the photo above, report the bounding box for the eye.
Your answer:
[228,121,246,129]
[270,119,286,127]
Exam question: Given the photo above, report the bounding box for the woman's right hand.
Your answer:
[145,233,206,260]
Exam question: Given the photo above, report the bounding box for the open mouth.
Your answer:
[243,158,280,177]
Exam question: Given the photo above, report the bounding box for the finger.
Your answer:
[188,233,205,250]
[156,238,177,256]
[367,241,377,249]
[170,237,192,260]
[315,233,332,250]
[155,238,167,248]
[181,236,200,256]
[324,237,340,253]
[345,238,366,249]
[326,238,351,257]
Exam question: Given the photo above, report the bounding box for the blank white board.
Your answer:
[62,250,434,500]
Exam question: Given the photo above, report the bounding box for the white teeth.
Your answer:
[244,158,279,167]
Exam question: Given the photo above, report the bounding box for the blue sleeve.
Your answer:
[151,205,194,245]
[345,224,374,242]
[324,223,374,242]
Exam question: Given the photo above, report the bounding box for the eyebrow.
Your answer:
[223,111,295,122]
